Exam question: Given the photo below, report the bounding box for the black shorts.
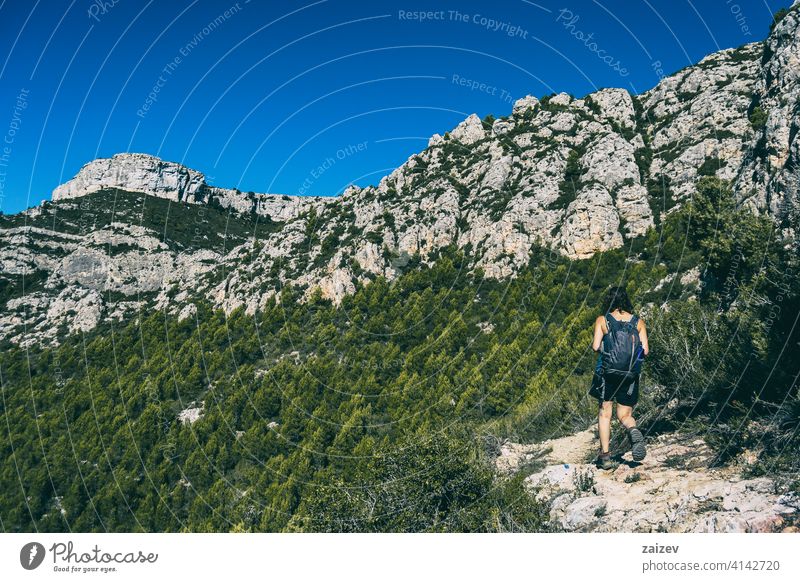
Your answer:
[589,372,639,407]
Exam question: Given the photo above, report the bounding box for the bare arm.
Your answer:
[592,315,605,352]
[638,318,649,355]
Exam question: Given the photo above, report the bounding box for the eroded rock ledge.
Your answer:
[496,428,799,533]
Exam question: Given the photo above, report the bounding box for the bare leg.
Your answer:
[618,403,647,461]
[598,401,613,453]
[616,404,636,429]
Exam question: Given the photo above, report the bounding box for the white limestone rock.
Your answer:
[47,287,103,333]
[581,133,641,190]
[559,186,623,259]
[588,88,636,129]
[52,153,206,203]
[177,303,197,322]
[512,95,539,116]
[491,118,514,136]
[178,402,204,425]
[450,113,486,145]
[549,92,572,107]
[737,4,800,215]
[511,429,799,532]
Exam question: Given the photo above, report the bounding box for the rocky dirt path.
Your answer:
[496,428,799,532]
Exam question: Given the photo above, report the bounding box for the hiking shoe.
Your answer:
[628,427,647,462]
[597,452,614,470]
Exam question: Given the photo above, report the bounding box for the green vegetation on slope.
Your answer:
[0,188,283,252]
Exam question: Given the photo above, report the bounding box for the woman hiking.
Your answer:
[589,286,649,469]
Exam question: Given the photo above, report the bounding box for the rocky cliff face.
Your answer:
[738,4,800,216]
[642,43,763,201]
[51,152,316,221]
[52,153,207,203]
[2,4,799,347]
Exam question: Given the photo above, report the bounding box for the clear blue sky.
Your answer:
[0,0,788,214]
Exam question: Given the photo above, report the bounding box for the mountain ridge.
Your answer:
[2,4,799,347]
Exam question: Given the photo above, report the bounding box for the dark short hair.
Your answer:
[603,286,634,313]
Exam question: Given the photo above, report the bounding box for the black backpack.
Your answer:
[601,313,643,379]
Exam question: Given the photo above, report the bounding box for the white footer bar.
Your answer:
[1,533,797,581]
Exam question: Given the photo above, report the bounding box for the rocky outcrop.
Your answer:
[52,153,207,203]
[496,428,799,533]
[51,153,317,223]
[178,402,204,425]
[588,88,636,130]
[559,185,623,259]
[737,1,800,216]
[642,42,764,201]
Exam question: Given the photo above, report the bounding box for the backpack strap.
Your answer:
[604,313,615,333]
[627,314,639,332]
